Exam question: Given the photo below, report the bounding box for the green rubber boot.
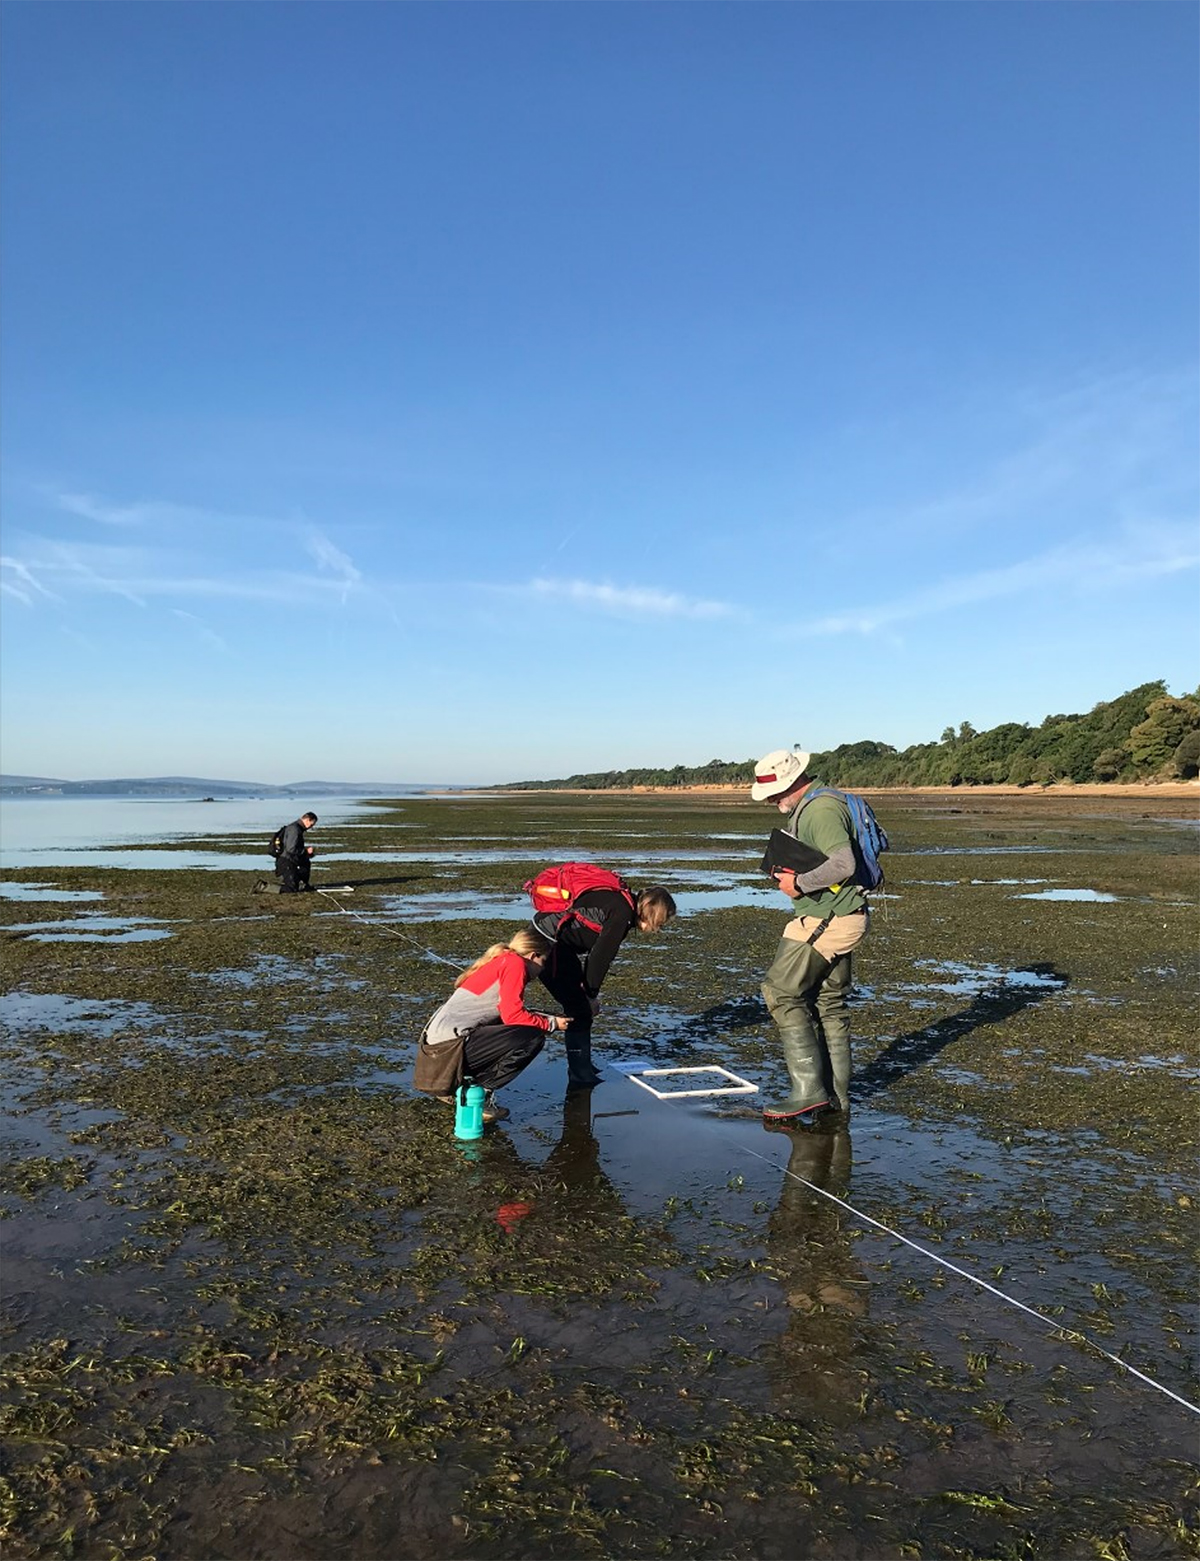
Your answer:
[825,1036,851,1116]
[762,1022,832,1122]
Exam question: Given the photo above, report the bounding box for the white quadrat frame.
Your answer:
[616,1064,758,1100]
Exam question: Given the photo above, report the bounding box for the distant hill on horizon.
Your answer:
[0,774,454,798]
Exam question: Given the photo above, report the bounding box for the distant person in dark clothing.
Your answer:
[274,812,318,893]
[534,883,676,1088]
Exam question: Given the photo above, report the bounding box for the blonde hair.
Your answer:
[636,886,677,932]
[454,927,555,987]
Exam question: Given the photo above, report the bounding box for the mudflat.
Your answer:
[1,790,1197,1559]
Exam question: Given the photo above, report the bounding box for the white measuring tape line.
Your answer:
[309,897,1198,1417]
[730,1135,1200,1418]
[315,890,465,969]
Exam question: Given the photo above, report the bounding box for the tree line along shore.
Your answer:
[509,781,1199,798]
[503,681,1199,793]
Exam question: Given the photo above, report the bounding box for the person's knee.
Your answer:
[520,1029,546,1062]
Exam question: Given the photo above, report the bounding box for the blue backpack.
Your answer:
[802,787,890,891]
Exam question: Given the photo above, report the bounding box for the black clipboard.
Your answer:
[760,828,828,879]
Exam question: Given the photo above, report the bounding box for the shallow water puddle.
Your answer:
[7,913,177,943]
[376,890,531,921]
[203,951,370,990]
[904,958,1068,997]
[969,877,1052,886]
[1017,887,1120,902]
[0,882,104,903]
[0,990,169,1035]
[363,876,779,921]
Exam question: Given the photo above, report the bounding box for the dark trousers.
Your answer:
[276,855,311,893]
[463,1023,546,1092]
[538,946,592,1038]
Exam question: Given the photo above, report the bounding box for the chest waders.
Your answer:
[761,922,855,1120]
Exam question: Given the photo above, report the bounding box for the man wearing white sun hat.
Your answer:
[750,746,870,1125]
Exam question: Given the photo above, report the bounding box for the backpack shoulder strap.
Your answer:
[793,784,839,820]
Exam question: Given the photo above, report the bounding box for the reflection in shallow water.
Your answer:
[765,1128,867,1419]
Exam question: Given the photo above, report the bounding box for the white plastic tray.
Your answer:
[613,1063,758,1100]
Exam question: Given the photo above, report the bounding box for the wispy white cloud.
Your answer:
[45,543,149,608]
[2,527,369,611]
[48,487,280,532]
[305,528,363,603]
[170,608,231,655]
[526,577,733,620]
[0,555,62,606]
[52,490,189,527]
[805,520,1200,637]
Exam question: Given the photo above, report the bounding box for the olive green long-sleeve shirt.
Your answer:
[783,786,867,919]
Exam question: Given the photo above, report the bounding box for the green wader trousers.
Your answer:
[761,937,854,1114]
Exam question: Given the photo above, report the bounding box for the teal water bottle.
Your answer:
[454,1082,486,1141]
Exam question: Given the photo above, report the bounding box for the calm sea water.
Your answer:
[0,796,376,866]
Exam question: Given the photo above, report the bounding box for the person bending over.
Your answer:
[414,929,568,1123]
[535,883,676,1089]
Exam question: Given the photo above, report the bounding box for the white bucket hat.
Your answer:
[750,747,812,802]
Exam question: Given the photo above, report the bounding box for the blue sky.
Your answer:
[2,1,1196,784]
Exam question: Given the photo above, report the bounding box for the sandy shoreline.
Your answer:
[497,781,1200,800]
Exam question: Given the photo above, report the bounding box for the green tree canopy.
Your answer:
[504,682,1197,790]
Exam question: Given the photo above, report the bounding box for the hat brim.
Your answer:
[749,751,811,802]
[750,778,792,802]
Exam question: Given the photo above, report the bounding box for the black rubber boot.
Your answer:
[565,1036,603,1090]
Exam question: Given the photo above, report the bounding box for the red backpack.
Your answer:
[524,863,636,933]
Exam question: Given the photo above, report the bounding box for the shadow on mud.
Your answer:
[323,873,426,890]
[681,994,770,1038]
[854,962,1069,1102]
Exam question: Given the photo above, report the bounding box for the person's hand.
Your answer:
[588,996,601,1017]
[306,845,315,856]
[774,868,798,898]
[554,1015,570,1032]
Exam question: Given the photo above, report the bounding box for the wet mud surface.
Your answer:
[1,791,1197,1559]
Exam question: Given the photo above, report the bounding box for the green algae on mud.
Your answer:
[1,791,1197,1559]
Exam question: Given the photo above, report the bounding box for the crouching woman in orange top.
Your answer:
[413,929,568,1123]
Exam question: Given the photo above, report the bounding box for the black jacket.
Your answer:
[535,888,637,997]
[277,819,309,862]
